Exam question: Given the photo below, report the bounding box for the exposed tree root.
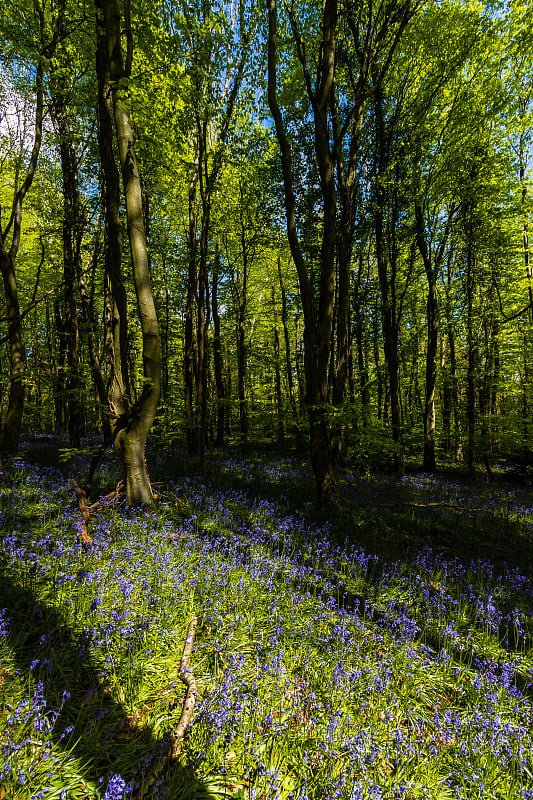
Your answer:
[134,616,198,799]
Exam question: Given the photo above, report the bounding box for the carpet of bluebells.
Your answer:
[1,439,533,800]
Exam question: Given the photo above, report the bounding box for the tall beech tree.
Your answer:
[96,0,161,505]
[267,0,416,502]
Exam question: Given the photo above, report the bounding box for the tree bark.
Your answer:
[51,84,84,449]
[212,240,225,446]
[184,170,198,455]
[0,62,43,452]
[278,257,298,425]
[267,0,337,503]
[77,237,110,440]
[354,253,370,426]
[273,285,284,442]
[415,204,437,471]
[235,235,248,451]
[465,228,476,478]
[374,85,403,474]
[98,0,161,505]
[95,0,129,404]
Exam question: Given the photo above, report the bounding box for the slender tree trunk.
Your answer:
[523,339,530,464]
[195,204,209,462]
[375,208,402,470]
[52,89,84,449]
[465,236,476,478]
[354,255,370,426]
[236,299,248,451]
[278,257,298,424]
[161,254,170,412]
[95,4,129,404]
[374,85,403,474]
[415,204,437,472]
[295,315,305,415]
[373,301,383,421]
[0,250,26,451]
[0,63,43,452]
[77,237,110,440]
[212,240,225,446]
[267,0,337,503]
[520,128,532,464]
[184,170,198,455]
[441,334,451,452]
[273,285,284,442]
[226,350,233,435]
[491,317,499,452]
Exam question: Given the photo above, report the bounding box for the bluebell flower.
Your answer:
[102,773,126,800]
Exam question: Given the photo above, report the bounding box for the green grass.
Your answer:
[1,448,533,799]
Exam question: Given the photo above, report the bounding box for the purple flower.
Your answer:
[102,774,126,800]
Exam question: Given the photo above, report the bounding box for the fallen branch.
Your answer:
[170,615,198,755]
[71,480,94,546]
[87,480,125,513]
[134,616,198,799]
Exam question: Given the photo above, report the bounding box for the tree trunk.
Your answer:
[212,240,225,447]
[98,0,161,506]
[375,198,402,470]
[195,204,209,462]
[52,89,83,449]
[491,317,500,452]
[295,315,305,415]
[0,249,26,452]
[466,236,476,478]
[415,203,437,472]
[373,301,383,421]
[374,85,403,474]
[354,254,370,426]
[95,4,129,402]
[184,170,198,454]
[278,257,298,424]
[273,285,284,442]
[267,0,337,503]
[0,62,43,452]
[236,301,248,450]
[77,237,110,440]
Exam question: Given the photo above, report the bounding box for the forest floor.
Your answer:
[1,435,533,800]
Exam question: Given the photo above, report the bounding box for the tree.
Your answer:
[96,0,161,505]
[0,2,44,452]
[267,0,416,503]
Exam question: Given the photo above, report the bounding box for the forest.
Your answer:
[1,0,533,799]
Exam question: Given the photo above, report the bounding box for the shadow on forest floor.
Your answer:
[8,438,533,598]
[0,563,210,798]
[150,441,533,576]
[8,433,533,576]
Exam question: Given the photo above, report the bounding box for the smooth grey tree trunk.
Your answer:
[99,0,161,506]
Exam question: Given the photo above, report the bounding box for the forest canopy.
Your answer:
[1,0,533,502]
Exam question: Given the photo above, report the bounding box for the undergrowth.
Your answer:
[1,444,533,800]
